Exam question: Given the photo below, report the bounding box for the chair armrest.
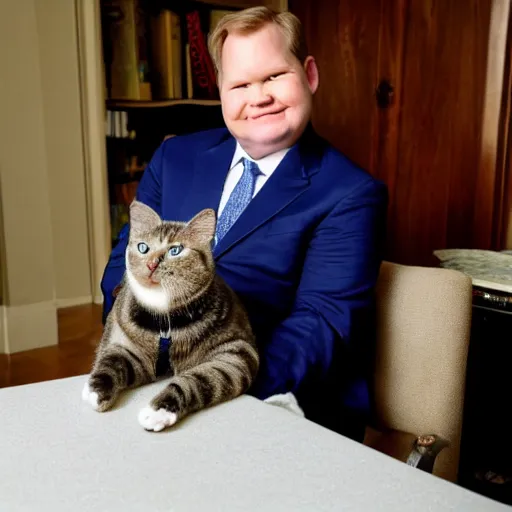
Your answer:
[406,434,449,474]
[364,427,449,474]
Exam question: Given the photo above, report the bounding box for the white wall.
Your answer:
[0,0,92,352]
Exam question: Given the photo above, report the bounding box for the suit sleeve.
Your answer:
[249,178,388,401]
[99,142,165,323]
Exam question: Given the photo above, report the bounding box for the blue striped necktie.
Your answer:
[216,157,261,243]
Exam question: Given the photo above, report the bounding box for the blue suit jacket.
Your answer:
[101,125,388,440]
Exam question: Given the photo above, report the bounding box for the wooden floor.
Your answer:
[0,304,103,388]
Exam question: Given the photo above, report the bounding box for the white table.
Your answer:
[0,375,509,511]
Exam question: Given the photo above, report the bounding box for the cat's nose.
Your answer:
[147,260,158,272]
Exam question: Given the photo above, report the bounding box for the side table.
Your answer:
[434,249,512,505]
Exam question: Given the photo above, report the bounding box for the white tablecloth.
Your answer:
[0,375,508,511]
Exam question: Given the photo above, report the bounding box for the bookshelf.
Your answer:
[75,0,288,302]
[194,0,284,8]
[99,0,287,245]
[106,98,221,109]
[75,0,287,303]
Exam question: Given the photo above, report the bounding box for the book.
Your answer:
[185,10,218,100]
[185,43,193,99]
[209,9,233,33]
[149,9,183,99]
[101,0,152,100]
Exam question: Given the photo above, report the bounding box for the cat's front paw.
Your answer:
[82,376,117,412]
[138,406,177,432]
[82,381,100,410]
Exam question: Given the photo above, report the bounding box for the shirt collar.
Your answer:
[230,142,291,176]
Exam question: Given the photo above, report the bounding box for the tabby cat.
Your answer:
[82,200,259,431]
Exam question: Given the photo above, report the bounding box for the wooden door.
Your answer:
[391,1,495,266]
[290,0,506,266]
[289,0,390,172]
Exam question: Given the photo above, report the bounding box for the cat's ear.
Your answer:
[129,200,161,237]
[183,209,216,245]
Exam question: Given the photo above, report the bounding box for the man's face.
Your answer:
[219,23,319,159]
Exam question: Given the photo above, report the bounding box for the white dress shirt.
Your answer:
[217,143,291,217]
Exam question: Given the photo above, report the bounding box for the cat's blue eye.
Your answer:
[137,242,149,254]
[168,245,183,257]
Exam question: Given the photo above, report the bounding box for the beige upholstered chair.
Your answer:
[364,261,473,482]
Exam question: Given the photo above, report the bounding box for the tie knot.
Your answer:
[243,157,261,177]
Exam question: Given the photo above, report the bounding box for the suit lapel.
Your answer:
[179,134,236,222]
[213,142,311,259]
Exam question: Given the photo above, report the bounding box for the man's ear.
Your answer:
[183,209,217,246]
[129,200,161,237]
[304,56,319,94]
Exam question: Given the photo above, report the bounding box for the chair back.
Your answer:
[373,261,473,480]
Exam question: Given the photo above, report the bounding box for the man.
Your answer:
[101,7,388,441]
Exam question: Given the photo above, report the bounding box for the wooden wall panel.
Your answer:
[498,26,512,249]
[290,0,382,171]
[391,1,493,265]
[473,0,510,250]
[291,0,507,266]
[371,0,408,254]
[487,0,512,250]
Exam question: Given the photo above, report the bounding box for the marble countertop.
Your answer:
[433,249,512,293]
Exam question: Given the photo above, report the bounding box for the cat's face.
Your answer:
[125,201,216,311]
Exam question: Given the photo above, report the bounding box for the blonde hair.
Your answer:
[207,6,308,77]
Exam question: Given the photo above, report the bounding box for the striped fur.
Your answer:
[83,201,259,430]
